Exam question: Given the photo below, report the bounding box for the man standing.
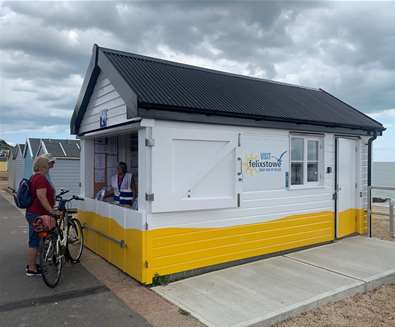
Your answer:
[38,153,56,195]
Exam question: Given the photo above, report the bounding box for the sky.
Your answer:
[0,1,394,161]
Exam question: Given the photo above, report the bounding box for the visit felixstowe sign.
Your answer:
[244,151,287,175]
[242,134,289,191]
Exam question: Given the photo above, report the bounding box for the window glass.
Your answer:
[308,140,319,161]
[291,163,304,185]
[307,163,319,182]
[291,138,304,161]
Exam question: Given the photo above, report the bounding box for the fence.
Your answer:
[367,186,395,239]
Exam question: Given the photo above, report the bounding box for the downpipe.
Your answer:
[367,132,377,237]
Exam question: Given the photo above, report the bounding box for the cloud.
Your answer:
[0,0,394,157]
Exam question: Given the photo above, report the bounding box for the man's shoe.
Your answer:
[25,269,41,277]
[25,264,41,276]
[25,264,41,272]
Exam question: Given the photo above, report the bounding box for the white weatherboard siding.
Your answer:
[148,120,337,229]
[7,158,16,189]
[79,72,127,134]
[15,154,24,189]
[50,159,80,196]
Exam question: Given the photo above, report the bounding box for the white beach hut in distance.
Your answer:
[36,139,81,196]
[8,144,25,190]
[70,44,385,285]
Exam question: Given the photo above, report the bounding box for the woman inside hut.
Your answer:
[106,162,137,208]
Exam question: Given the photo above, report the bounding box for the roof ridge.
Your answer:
[99,46,320,92]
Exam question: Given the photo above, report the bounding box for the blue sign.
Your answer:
[100,110,108,128]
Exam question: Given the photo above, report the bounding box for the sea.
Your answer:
[372,162,395,200]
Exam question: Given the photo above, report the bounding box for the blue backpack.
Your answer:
[14,178,33,209]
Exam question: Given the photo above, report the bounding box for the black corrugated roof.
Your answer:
[71,45,384,134]
[26,138,41,157]
[60,140,80,158]
[41,139,80,158]
[102,48,383,131]
[18,144,25,158]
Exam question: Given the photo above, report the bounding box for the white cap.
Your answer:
[39,153,56,163]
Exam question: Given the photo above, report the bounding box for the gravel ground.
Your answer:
[277,211,395,327]
[276,284,395,327]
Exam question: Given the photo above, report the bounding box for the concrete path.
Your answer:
[154,237,395,327]
[0,190,150,327]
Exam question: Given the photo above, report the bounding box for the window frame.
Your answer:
[289,135,323,189]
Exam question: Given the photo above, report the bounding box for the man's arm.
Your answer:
[36,188,53,213]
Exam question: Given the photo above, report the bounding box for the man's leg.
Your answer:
[27,247,38,271]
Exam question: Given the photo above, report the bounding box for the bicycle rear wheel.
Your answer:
[39,234,62,288]
[67,218,84,263]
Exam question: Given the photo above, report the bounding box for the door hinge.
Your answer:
[237,193,240,207]
[332,193,337,200]
[145,193,154,201]
[360,192,363,198]
[144,260,149,268]
[145,138,155,147]
[238,133,241,147]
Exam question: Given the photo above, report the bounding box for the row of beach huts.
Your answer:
[7,138,80,195]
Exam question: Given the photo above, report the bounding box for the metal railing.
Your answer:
[367,186,395,238]
[82,223,127,248]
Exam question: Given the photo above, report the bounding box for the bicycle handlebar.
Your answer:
[56,189,70,198]
[56,190,84,204]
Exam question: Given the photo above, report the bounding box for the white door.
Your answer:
[336,138,358,238]
[151,126,240,213]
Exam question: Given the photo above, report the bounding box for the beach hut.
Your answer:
[23,138,41,178]
[10,144,26,190]
[7,147,17,190]
[36,139,81,195]
[70,45,385,284]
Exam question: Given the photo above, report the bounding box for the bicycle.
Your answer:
[37,190,84,288]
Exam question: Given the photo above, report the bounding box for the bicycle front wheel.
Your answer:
[67,218,84,263]
[39,234,62,288]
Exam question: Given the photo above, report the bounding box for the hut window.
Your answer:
[290,136,322,187]
[291,138,304,185]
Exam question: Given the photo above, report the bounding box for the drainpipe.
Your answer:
[367,131,377,237]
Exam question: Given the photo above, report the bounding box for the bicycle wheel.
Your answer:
[67,218,84,263]
[39,234,62,288]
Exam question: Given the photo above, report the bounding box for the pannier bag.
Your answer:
[32,215,56,232]
[14,178,33,209]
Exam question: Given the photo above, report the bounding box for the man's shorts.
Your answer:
[25,212,40,248]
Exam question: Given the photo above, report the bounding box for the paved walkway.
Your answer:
[154,237,395,327]
[0,190,150,327]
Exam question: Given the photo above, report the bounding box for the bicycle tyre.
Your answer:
[67,218,84,263]
[39,234,62,288]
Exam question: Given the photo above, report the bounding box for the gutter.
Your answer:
[367,131,377,237]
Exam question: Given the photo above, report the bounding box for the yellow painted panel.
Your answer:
[337,208,366,238]
[152,212,331,246]
[145,211,334,284]
[356,209,367,235]
[78,211,145,282]
[79,210,336,284]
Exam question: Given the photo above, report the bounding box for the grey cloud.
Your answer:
[0,0,394,145]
